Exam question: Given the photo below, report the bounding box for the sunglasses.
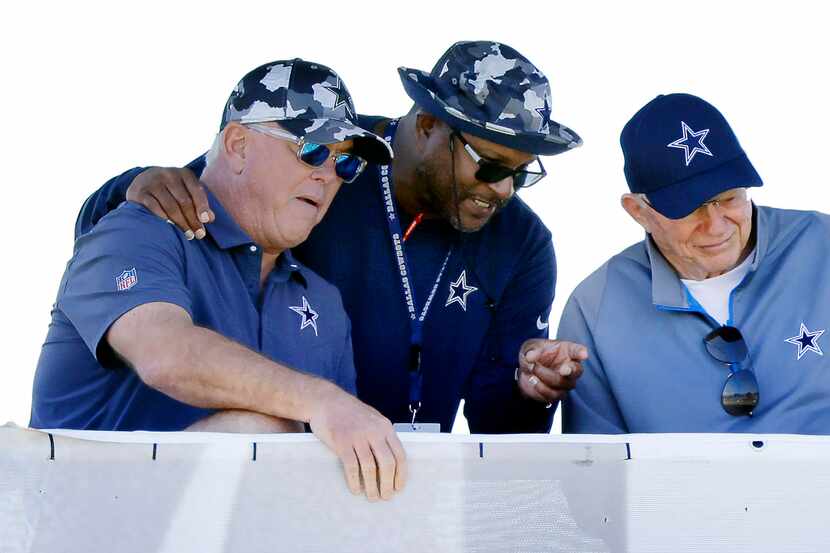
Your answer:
[245,123,367,183]
[451,131,546,189]
[704,326,759,417]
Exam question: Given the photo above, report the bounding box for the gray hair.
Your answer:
[204,131,223,170]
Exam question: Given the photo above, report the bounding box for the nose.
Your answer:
[700,202,730,233]
[487,176,514,202]
[310,156,340,184]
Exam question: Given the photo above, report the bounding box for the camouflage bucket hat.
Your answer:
[398,41,582,156]
[221,59,392,164]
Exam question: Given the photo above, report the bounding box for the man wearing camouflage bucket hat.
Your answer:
[31,59,407,502]
[73,41,588,434]
[561,93,830,434]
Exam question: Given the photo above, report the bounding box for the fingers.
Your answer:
[524,340,588,366]
[128,167,213,239]
[165,177,205,238]
[353,442,380,502]
[369,440,398,501]
[517,371,546,402]
[142,195,168,221]
[527,362,584,402]
[341,432,405,502]
[150,187,197,240]
[308,386,406,502]
[386,434,408,492]
[340,448,362,496]
[519,339,587,404]
[567,341,589,361]
[180,170,214,226]
[522,340,560,366]
[526,372,563,403]
[363,430,406,501]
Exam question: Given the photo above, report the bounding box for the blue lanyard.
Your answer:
[380,120,453,423]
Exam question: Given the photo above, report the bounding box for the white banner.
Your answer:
[3,424,829,552]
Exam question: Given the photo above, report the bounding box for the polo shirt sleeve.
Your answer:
[74,155,208,239]
[59,204,193,368]
[75,166,147,238]
[463,237,556,433]
[558,284,628,434]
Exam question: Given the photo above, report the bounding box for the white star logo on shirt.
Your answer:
[785,323,825,360]
[667,121,713,166]
[445,270,478,312]
[289,296,319,337]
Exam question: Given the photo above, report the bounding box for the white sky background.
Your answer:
[1,1,827,432]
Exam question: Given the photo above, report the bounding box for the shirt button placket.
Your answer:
[247,244,260,302]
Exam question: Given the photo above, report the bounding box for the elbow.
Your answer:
[135,356,178,392]
[106,303,197,394]
[130,337,193,394]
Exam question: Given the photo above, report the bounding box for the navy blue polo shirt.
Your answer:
[32,190,356,431]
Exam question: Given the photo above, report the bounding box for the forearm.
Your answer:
[147,325,334,423]
[107,302,404,500]
[185,409,304,433]
[109,304,336,423]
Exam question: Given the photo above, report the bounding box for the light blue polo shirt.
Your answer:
[560,206,830,434]
[31,190,356,431]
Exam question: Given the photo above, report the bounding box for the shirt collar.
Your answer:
[646,237,690,309]
[273,249,307,288]
[748,204,768,272]
[205,187,254,250]
[648,203,765,309]
[205,187,307,287]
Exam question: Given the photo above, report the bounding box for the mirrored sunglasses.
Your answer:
[704,325,759,417]
[245,123,367,183]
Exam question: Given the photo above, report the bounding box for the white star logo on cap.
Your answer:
[667,121,713,166]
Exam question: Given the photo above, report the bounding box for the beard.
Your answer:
[413,161,511,233]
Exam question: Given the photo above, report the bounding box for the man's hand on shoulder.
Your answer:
[127,167,214,240]
[307,383,407,502]
[517,339,587,405]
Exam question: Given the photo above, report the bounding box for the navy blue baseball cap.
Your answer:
[621,93,762,219]
[221,59,392,164]
[398,41,582,156]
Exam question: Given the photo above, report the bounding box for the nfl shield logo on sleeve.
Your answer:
[116,268,138,291]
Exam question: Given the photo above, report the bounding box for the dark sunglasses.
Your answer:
[451,131,546,189]
[246,123,368,183]
[704,326,759,417]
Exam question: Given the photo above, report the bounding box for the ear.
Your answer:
[621,193,652,232]
[414,111,443,142]
[222,123,248,174]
